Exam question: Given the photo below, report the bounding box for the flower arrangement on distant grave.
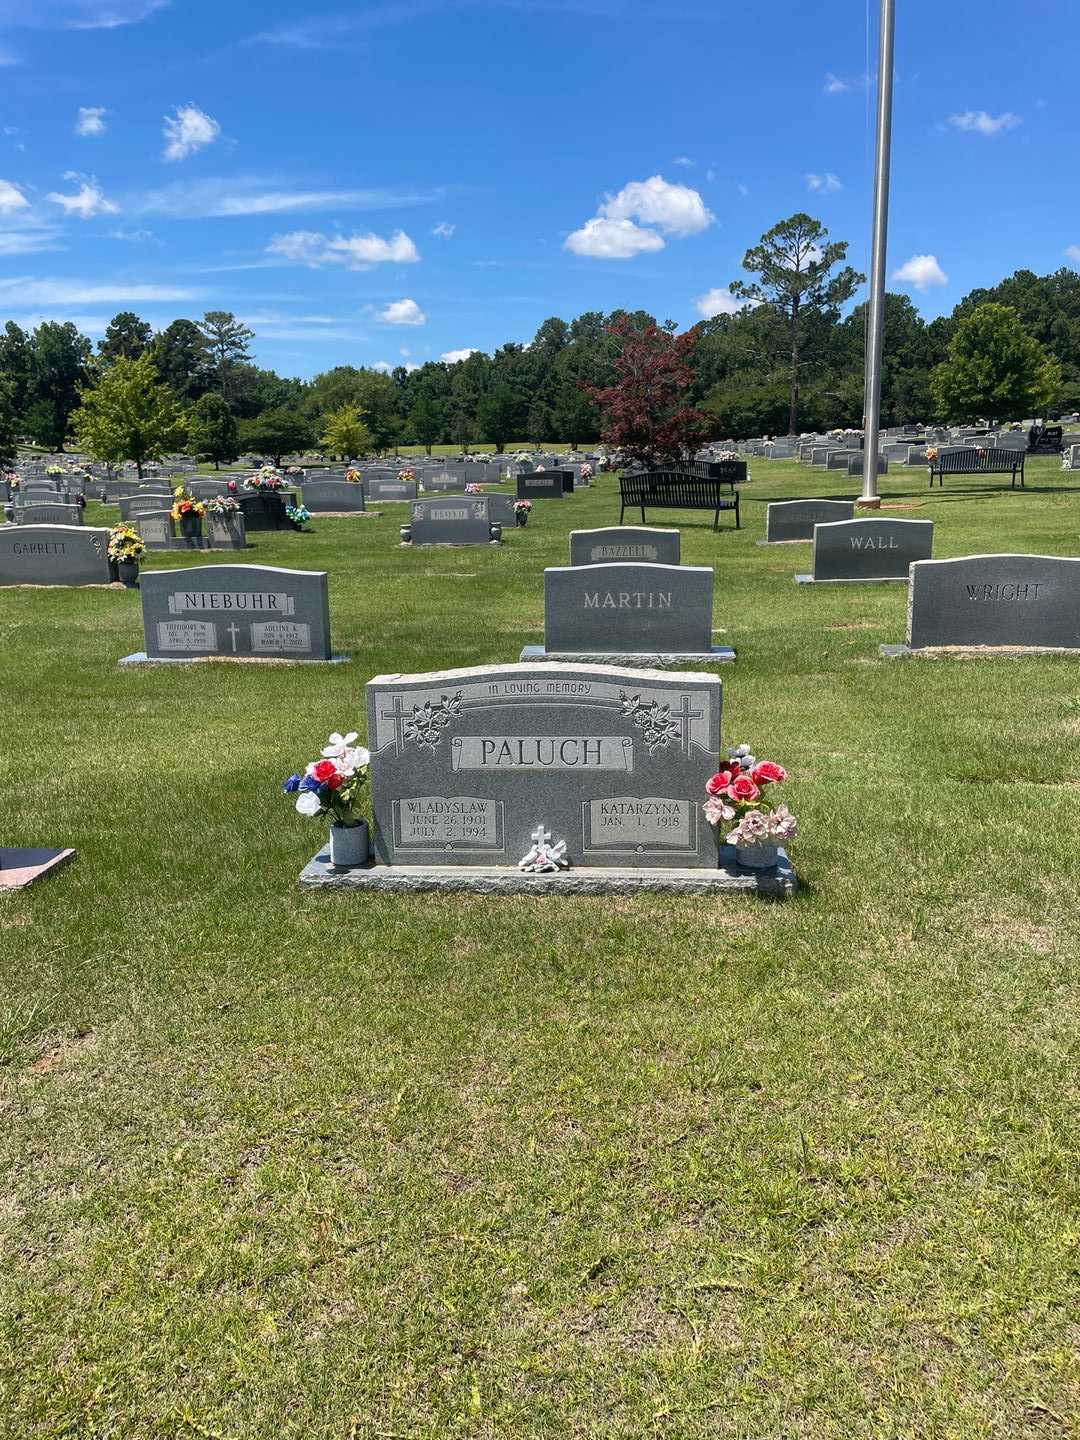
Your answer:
[244,465,286,491]
[171,486,206,523]
[6,471,19,490]
[285,504,311,530]
[286,466,304,477]
[205,494,241,515]
[345,467,362,484]
[925,447,939,461]
[46,464,64,476]
[397,467,416,484]
[579,463,593,482]
[702,744,798,849]
[107,524,146,564]
[283,731,370,824]
[717,450,739,461]
[465,483,484,494]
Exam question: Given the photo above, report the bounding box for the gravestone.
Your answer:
[797,517,934,583]
[237,491,297,532]
[119,493,172,521]
[570,527,680,567]
[206,510,249,550]
[423,473,467,493]
[517,472,566,500]
[301,480,367,512]
[883,554,1080,655]
[847,454,889,476]
[0,524,114,585]
[403,497,497,546]
[122,564,338,663]
[15,503,82,526]
[365,477,418,502]
[522,562,733,664]
[763,498,856,543]
[135,511,175,549]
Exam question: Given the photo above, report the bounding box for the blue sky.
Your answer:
[0,0,1077,379]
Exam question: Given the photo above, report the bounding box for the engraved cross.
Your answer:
[379,693,413,756]
[673,695,703,756]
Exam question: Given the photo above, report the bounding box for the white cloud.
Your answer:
[378,297,426,326]
[399,345,411,357]
[108,226,154,242]
[75,106,107,137]
[807,172,842,193]
[0,278,198,305]
[694,287,751,320]
[55,0,168,29]
[442,348,477,364]
[162,103,220,162]
[1065,245,1080,266]
[824,72,848,94]
[432,220,455,238]
[948,110,1021,137]
[265,229,420,269]
[673,156,694,167]
[599,174,712,237]
[892,254,948,290]
[372,360,393,373]
[138,177,436,220]
[0,179,29,215]
[46,175,119,218]
[564,215,665,260]
[0,229,62,255]
[737,183,749,196]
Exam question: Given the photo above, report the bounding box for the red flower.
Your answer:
[311,759,337,783]
[705,768,737,796]
[325,771,344,791]
[751,761,786,786]
[730,774,761,802]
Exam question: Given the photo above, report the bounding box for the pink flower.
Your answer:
[705,768,737,796]
[730,774,760,803]
[703,796,735,826]
[751,761,786,786]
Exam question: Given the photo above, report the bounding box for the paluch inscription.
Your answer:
[366,663,721,868]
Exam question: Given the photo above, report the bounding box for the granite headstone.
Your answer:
[764,498,856,542]
[802,517,934,583]
[902,554,1080,651]
[0,524,113,585]
[569,527,680,567]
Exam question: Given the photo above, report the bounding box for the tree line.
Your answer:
[0,212,1075,467]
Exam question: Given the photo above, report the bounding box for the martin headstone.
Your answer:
[522,562,732,664]
[764,498,856,543]
[570,527,680,567]
[0,524,113,585]
[886,554,1080,654]
[798,517,934,583]
[364,662,722,869]
[403,497,497,546]
[123,564,335,663]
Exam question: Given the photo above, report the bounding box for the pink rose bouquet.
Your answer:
[703,743,797,848]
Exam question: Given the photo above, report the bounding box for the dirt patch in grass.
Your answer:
[29,1029,97,1075]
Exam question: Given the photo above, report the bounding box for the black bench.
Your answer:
[928,448,1025,489]
[619,469,740,530]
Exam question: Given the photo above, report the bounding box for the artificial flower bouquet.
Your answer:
[465,483,484,494]
[171,486,206,523]
[285,504,311,529]
[345,468,362,484]
[245,465,286,491]
[703,743,797,850]
[579,463,593,482]
[45,464,64,476]
[286,466,304,477]
[5,471,19,490]
[925,447,939,461]
[204,494,240,514]
[397,467,415,484]
[283,731,370,826]
[107,524,145,563]
[512,499,532,514]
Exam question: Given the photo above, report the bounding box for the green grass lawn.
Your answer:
[1,458,1078,1439]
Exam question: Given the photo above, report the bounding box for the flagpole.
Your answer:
[861,0,895,508]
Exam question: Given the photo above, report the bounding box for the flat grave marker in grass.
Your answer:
[797,517,934,584]
[522,561,734,666]
[301,661,795,894]
[121,562,344,664]
[0,523,114,585]
[883,553,1080,656]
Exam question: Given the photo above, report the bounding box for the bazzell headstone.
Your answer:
[797,517,934,583]
[570,527,680,567]
[521,562,733,665]
[122,564,341,664]
[883,554,1080,655]
[0,524,114,586]
[299,662,797,895]
[403,497,497,546]
[763,499,856,543]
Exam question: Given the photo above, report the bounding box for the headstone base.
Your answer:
[796,574,906,585]
[755,539,806,546]
[298,848,798,898]
[519,644,736,665]
[0,846,76,890]
[882,643,1080,661]
[119,652,351,666]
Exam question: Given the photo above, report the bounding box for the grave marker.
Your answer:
[797,517,933,583]
[0,524,114,585]
[763,498,856,543]
[569,527,680,567]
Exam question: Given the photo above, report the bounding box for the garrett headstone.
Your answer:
[892,554,1080,653]
[764,498,856,543]
[365,662,722,868]
[799,517,934,583]
[570,527,680,567]
[523,562,732,664]
[0,524,113,586]
[125,564,335,662]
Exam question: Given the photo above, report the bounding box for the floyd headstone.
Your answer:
[404,497,496,546]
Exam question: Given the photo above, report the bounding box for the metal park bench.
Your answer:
[619,469,740,530]
[927,448,1026,490]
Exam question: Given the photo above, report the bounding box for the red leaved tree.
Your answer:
[582,319,710,465]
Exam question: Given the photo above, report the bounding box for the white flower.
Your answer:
[322,731,359,759]
[337,745,370,776]
[295,791,323,817]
